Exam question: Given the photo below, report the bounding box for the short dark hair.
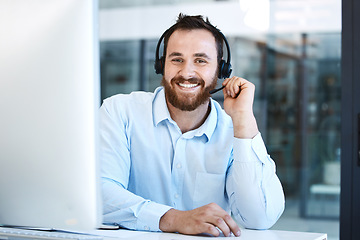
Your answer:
[162,13,224,64]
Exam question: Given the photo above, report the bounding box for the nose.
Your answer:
[179,61,196,79]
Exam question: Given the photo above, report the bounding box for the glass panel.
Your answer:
[263,33,341,240]
[100,41,141,99]
[303,33,341,220]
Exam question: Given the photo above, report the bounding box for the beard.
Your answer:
[161,75,218,111]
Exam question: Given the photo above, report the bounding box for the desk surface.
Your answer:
[91,228,327,240]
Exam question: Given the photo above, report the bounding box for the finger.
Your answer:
[222,214,241,237]
[223,77,237,95]
[208,217,231,237]
[228,77,240,98]
[199,223,221,237]
[222,77,233,97]
[233,78,243,96]
[204,203,241,237]
[222,77,231,86]
[231,78,241,97]
[222,83,230,98]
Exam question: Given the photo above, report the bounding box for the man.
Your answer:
[100,14,285,237]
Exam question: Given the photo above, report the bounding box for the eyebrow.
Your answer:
[194,53,211,59]
[168,52,212,59]
[168,52,182,58]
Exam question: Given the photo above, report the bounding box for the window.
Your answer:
[99,1,342,239]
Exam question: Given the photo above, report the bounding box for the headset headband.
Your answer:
[154,25,232,79]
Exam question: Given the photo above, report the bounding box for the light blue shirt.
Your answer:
[100,87,285,232]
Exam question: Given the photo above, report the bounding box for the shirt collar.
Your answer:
[152,87,218,142]
[153,87,172,127]
[193,99,217,141]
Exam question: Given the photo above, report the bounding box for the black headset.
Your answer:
[154,27,232,79]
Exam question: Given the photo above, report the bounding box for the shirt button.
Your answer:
[176,163,182,169]
[174,194,179,199]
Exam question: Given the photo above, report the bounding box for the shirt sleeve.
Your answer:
[225,133,285,230]
[99,99,172,232]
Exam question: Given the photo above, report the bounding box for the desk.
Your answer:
[90,228,327,240]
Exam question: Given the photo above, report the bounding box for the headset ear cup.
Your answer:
[160,57,165,75]
[154,59,161,74]
[218,60,226,79]
[223,62,232,78]
[155,56,165,75]
[218,60,232,79]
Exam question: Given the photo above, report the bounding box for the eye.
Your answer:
[195,58,207,64]
[171,58,183,63]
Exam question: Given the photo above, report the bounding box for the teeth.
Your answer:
[178,83,198,88]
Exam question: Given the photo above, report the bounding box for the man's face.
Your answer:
[161,29,218,111]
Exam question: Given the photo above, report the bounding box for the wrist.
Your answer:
[232,112,259,139]
[159,208,178,233]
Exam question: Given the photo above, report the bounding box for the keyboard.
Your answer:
[0,227,103,240]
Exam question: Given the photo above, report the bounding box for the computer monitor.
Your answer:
[0,0,102,231]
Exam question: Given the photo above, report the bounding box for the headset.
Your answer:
[154,27,232,80]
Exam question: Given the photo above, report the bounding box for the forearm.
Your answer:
[231,111,259,139]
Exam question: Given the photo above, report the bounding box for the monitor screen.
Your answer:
[0,0,102,231]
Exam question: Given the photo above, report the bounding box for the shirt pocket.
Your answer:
[193,172,228,210]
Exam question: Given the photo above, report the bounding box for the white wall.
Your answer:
[99,0,341,41]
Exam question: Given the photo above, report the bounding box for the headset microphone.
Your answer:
[209,85,225,94]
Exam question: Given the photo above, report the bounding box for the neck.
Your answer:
[166,100,211,133]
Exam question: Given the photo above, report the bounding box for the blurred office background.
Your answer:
[98,0,341,239]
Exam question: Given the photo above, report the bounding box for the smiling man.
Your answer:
[100,14,285,237]
[161,29,218,112]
